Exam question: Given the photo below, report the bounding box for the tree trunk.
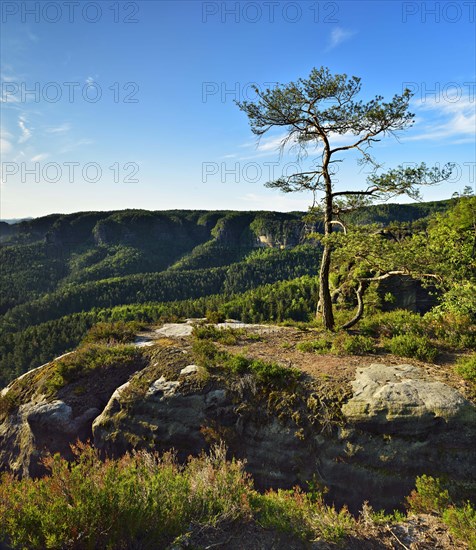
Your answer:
[317,149,335,330]
[341,281,365,330]
[318,242,334,329]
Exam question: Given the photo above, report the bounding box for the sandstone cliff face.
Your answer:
[0,324,474,512]
[0,350,145,477]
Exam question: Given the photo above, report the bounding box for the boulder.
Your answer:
[342,364,475,434]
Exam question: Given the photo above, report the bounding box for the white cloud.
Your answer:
[18,115,32,143]
[58,138,94,154]
[0,136,12,155]
[327,27,356,50]
[31,153,49,162]
[404,94,476,142]
[257,134,289,152]
[27,30,38,42]
[233,129,366,161]
[46,123,71,134]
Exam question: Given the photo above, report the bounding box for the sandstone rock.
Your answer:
[155,322,194,338]
[146,377,180,397]
[342,364,475,434]
[180,365,200,376]
[25,400,99,434]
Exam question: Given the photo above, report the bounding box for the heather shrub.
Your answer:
[330,333,376,356]
[254,488,353,542]
[82,321,143,344]
[296,338,332,353]
[0,443,252,550]
[386,334,438,362]
[406,475,476,549]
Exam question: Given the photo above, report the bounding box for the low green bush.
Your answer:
[455,354,476,383]
[193,325,262,345]
[205,310,226,324]
[191,340,300,387]
[443,503,476,549]
[406,475,476,549]
[223,353,301,386]
[0,443,252,550]
[386,334,438,362]
[424,311,476,350]
[406,475,451,514]
[330,334,376,356]
[296,338,332,354]
[193,325,240,345]
[359,309,426,338]
[253,488,353,543]
[82,321,143,344]
[191,339,221,367]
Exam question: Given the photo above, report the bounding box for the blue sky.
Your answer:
[1,0,475,218]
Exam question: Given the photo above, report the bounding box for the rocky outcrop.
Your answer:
[327,364,476,510]
[0,332,474,512]
[0,349,145,477]
[91,345,316,489]
[342,364,475,433]
[0,398,100,477]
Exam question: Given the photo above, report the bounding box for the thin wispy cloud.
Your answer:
[31,153,49,162]
[46,123,71,134]
[0,128,13,155]
[404,95,476,142]
[234,129,368,161]
[0,73,18,82]
[18,116,32,143]
[1,66,20,104]
[327,27,356,51]
[0,91,20,104]
[59,138,94,154]
[27,29,38,42]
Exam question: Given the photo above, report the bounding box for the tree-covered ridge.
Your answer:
[0,202,453,311]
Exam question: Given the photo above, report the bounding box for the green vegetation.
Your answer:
[45,343,141,393]
[192,324,261,345]
[455,355,476,399]
[0,275,318,386]
[407,475,476,549]
[455,354,476,384]
[330,333,377,356]
[386,334,438,362]
[192,338,301,388]
[296,334,376,355]
[82,321,144,344]
[296,338,332,353]
[1,446,474,550]
[1,199,475,548]
[0,443,254,550]
[253,487,353,542]
[1,198,474,388]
